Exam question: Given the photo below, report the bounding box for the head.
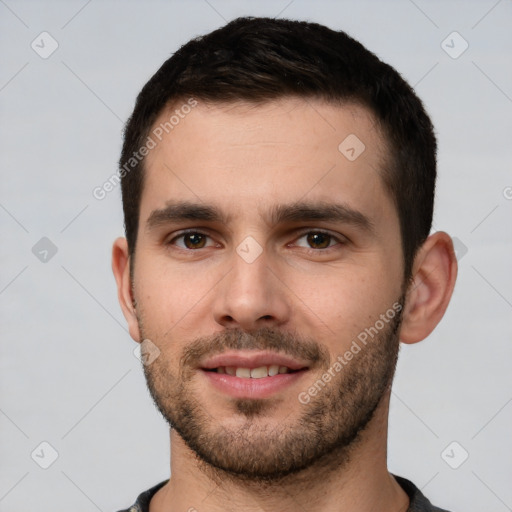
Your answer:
[113,17,457,481]
[120,16,437,280]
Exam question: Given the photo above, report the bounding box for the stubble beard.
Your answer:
[140,301,403,484]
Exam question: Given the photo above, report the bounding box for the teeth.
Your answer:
[215,365,293,378]
[268,365,280,376]
[235,367,251,378]
[250,366,268,379]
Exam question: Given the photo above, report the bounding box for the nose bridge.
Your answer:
[231,244,269,297]
[213,241,289,329]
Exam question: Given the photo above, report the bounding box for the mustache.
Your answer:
[180,326,330,370]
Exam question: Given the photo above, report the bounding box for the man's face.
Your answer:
[131,98,405,479]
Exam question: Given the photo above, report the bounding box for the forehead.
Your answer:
[141,97,394,228]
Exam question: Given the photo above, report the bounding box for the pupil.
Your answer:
[307,232,330,249]
[185,233,205,249]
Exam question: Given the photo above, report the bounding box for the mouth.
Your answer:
[199,351,309,399]
[204,365,300,378]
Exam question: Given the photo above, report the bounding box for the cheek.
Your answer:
[134,260,187,328]
[134,253,224,339]
[285,261,399,349]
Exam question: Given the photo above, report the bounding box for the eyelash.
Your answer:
[292,229,345,252]
[167,230,218,250]
[167,229,345,252]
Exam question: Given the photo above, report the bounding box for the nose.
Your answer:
[212,246,291,331]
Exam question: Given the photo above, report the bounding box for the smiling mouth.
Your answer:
[200,355,309,399]
[204,365,302,378]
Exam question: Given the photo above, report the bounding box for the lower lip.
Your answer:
[201,369,307,399]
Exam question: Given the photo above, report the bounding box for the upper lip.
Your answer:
[200,351,309,371]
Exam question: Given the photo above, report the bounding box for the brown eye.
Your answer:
[306,232,332,249]
[169,232,211,250]
[183,233,207,249]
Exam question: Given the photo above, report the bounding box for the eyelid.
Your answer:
[167,229,218,248]
[291,228,347,247]
[165,228,347,251]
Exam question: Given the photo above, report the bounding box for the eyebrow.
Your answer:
[269,202,374,233]
[146,201,229,231]
[145,200,374,234]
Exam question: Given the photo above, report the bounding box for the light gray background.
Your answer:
[1,1,511,511]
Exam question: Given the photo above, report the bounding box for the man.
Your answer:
[112,17,457,512]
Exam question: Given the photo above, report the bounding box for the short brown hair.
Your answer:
[120,16,436,279]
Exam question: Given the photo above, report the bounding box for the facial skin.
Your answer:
[113,97,457,511]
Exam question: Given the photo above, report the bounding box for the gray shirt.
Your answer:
[115,475,452,511]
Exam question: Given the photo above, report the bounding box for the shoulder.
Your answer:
[114,480,169,512]
[394,475,453,512]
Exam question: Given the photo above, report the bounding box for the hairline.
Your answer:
[129,94,403,276]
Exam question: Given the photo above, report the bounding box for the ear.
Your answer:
[112,237,141,343]
[400,231,458,344]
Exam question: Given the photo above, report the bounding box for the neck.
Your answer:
[150,393,409,512]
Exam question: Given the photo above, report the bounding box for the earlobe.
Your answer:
[399,232,458,345]
[111,237,141,343]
